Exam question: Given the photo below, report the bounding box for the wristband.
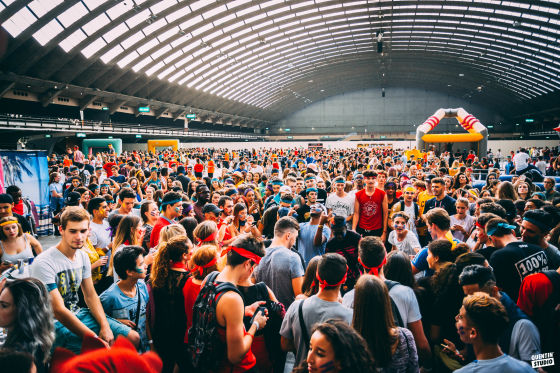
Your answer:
[318,225,324,229]
[252,321,260,331]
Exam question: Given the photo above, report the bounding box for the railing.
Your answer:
[0,114,264,140]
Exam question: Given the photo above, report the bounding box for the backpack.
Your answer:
[534,271,560,356]
[187,271,242,372]
[385,280,405,327]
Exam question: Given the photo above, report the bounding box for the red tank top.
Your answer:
[216,315,256,372]
[356,188,386,230]
[183,278,201,343]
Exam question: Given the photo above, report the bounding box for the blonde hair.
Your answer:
[158,224,186,246]
[0,216,23,240]
[193,220,218,244]
[189,245,218,280]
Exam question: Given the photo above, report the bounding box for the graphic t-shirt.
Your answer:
[31,246,92,313]
[355,188,386,230]
[490,241,548,302]
[100,280,150,351]
[325,193,355,228]
[90,220,111,250]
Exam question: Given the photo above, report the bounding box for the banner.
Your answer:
[0,150,50,235]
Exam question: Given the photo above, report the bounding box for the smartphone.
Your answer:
[250,306,267,325]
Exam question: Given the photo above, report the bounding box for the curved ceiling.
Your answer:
[0,0,560,125]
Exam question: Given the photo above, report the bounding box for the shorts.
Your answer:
[356,227,383,237]
[53,308,132,354]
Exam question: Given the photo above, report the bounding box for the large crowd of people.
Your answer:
[1,143,560,373]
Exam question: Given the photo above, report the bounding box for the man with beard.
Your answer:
[31,207,140,353]
[192,184,210,223]
[520,209,560,270]
[325,216,361,294]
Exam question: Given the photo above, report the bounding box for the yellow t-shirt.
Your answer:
[417,190,434,216]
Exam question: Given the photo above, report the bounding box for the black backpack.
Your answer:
[385,280,405,327]
[187,271,242,372]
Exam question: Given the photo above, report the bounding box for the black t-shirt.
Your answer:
[477,245,498,261]
[423,195,457,216]
[296,204,311,223]
[489,241,548,302]
[325,230,361,292]
[176,175,190,192]
[299,188,328,205]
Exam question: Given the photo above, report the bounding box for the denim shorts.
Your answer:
[53,308,132,354]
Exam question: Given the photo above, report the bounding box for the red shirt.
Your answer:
[12,200,24,216]
[355,188,386,230]
[517,272,554,317]
[183,278,202,343]
[103,162,116,177]
[149,216,173,249]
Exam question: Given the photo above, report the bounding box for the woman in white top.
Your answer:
[108,215,145,282]
[388,212,421,258]
[0,216,42,273]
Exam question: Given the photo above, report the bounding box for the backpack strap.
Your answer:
[298,300,310,350]
[384,280,405,327]
[542,270,560,291]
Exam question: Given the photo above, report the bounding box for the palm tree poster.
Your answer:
[0,151,50,235]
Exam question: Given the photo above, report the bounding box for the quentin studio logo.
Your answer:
[531,352,555,369]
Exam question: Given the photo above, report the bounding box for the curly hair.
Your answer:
[151,235,191,288]
[293,319,375,373]
[2,278,54,365]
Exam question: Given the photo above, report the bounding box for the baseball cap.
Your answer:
[65,192,81,206]
[202,203,222,215]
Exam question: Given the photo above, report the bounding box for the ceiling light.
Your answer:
[320,89,324,92]
[308,80,313,83]
[459,73,464,77]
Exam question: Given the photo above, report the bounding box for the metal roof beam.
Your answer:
[40,88,64,107]
[0,82,15,98]
[79,95,98,111]
[109,100,127,115]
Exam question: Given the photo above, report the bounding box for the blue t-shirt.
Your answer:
[455,354,533,373]
[100,280,149,351]
[297,223,331,266]
[412,238,461,276]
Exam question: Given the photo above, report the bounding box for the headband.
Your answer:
[486,222,516,237]
[315,266,348,290]
[0,219,18,227]
[220,246,262,265]
[475,221,485,229]
[271,180,283,186]
[200,231,217,243]
[192,257,218,276]
[523,217,550,232]
[306,187,318,194]
[160,199,182,206]
[358,256,386,276]
[305,175,316,181]
[334,179,345,184]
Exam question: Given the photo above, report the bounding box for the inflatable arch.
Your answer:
[417,108,488,158]
[82,139,122,156]
[147,139,180,153]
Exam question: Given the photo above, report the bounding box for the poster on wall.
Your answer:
[0,150,50,235]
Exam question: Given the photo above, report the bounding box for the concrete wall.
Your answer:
[121,139,559,155]
[273,88,506,135]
